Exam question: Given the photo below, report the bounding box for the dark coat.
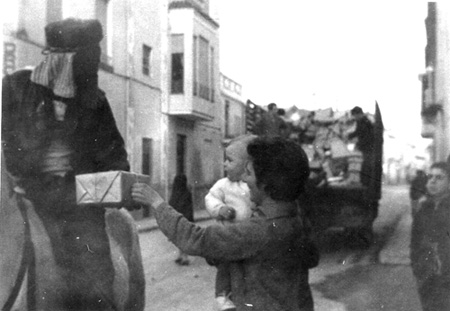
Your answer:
[155,200,314,311]
[410,171,428,201]
[1,69,130,308]
[348,116,374,154]
[411,194,450,281]
[410,194,450,310]
[2,69,129,184]
[168,175,194,222]
[253,113,286,137]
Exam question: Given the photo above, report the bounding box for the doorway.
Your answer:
[176,134,187,175]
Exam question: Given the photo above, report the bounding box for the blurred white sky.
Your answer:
[218,1,428,142]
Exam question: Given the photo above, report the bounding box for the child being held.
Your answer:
[205,134,257,311]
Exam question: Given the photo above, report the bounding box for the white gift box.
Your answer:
[76,171,150,208]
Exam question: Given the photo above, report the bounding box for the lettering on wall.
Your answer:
[3,42,16,76]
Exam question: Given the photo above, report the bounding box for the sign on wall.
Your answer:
[3,42,16,76]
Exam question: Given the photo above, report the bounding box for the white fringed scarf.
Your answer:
[30,52,76,98]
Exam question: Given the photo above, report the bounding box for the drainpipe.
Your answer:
[125,0,135,170]
[159,0,170,199]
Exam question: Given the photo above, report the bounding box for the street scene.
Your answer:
[137,185,421,311]
[2,1,450,311]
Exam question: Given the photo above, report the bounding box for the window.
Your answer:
[193,36,198,96]
[142,44,152,76]
[210,46,215,102]
[62,0,113,66]
[142,137,152,176]
[193,36,215,102]
[46,0,62,24]
[62,0,91,19]
[96,0,113,66]
[171,35,184,94]
[142,137,152,218]
[198,36,210,100]
[225,100,230,137]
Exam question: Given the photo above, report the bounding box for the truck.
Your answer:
[300,103,384,246]
[246,101,384,246]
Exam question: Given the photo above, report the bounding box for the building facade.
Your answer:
[167,0,223,210]
[420,2,450,162]
[2,0,226,218]
[220,73,246,143]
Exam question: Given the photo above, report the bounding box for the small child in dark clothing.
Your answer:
[168,174,193,265]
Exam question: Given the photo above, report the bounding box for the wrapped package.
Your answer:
[329,137,351,159]
[76,171,150,208]
[347,152,363,184]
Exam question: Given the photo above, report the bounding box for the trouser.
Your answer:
[215,262,232,297]
[360,151,374,187]
[24,175,116,310]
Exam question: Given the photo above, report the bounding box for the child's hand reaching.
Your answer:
[131,183,165,208]
[218,205,236,221]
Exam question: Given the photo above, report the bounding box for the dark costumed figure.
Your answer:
[2,19,130,309]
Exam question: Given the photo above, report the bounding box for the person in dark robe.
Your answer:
[253,103,286,138]
[168,174,194,265]
[2,18,129,310]
[348,106,375,187]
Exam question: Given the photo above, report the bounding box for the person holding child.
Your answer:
[132,136,316,311]
[410,162,450,311]
[205,135,256,310]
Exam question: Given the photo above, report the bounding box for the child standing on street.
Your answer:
[205,134,257,311]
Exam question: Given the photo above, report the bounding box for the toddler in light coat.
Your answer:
[205,134,256,311]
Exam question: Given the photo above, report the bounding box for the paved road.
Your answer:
[140,220,216,311]
[138,185,422,311]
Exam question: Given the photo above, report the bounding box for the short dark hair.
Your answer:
[268,103,277,111]
[430,162,450,178]
[350,106,363,115]
[247,137,310,201]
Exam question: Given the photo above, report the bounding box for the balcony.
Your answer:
[169,89,215,121]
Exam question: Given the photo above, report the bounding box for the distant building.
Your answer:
[220,73,246,143]
[419,2,450,161]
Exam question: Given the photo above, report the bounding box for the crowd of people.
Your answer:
[2,16,449,311]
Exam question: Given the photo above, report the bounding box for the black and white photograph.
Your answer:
[1,1,449,310]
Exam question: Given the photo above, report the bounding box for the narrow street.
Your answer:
[139,185,422,311]
[310,185,422,311]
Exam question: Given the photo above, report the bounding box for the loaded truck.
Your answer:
[246,101,384,245]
